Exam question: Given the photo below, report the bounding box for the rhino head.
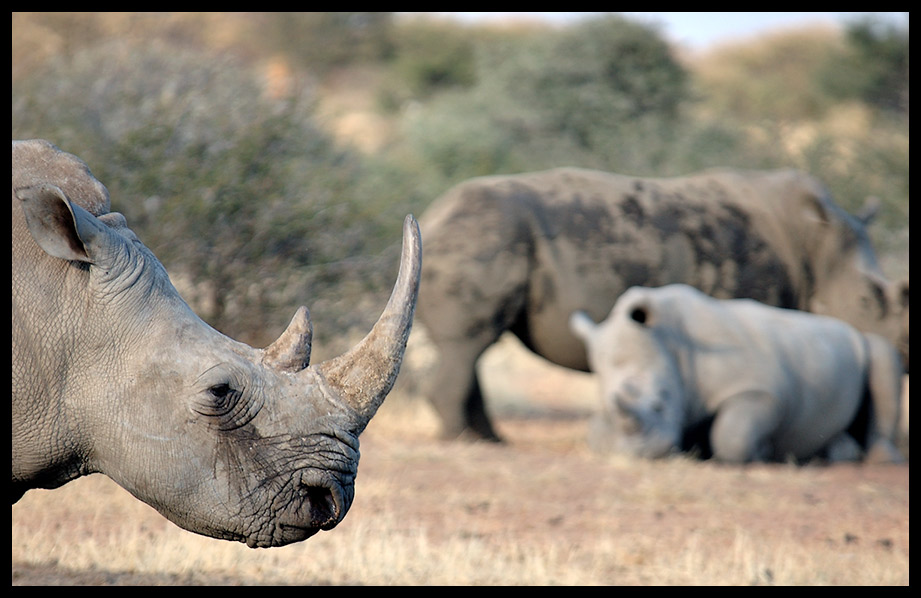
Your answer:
[802,193,909,373]
[12,140,421,547]
[570,300,687,459]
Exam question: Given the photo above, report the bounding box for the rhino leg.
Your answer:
[709,391,782,463]
[418,219,530,442]
[860,334,906,463]
[822,432,863,462]
[426,338,501,441]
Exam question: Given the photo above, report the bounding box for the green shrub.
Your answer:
[390,14,706,185]
[819,14,909,116]
[257,12,396,75]
[12,38,402,348]
[377,17,478,113]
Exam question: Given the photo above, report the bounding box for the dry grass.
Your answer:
[12,337,909,586]
[11,437,909,586]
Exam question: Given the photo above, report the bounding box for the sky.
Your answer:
[429,12,907,50]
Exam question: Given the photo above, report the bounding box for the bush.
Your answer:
[381,17,477,107]
[693,26,845,123]
[12,38,403,348]
[392,14,712,185]
[525,15,688,146]
[256,12,396,75]
[819,14,909,116]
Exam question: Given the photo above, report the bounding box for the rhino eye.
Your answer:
[629,306,648,324]
[198,383,240,417]
[208,383,233,401]
[195,365,262,430]
[864,282,888,318]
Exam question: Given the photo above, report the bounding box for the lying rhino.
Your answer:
[12,139,422,548]
[570,284,905,463]
[417,167,909,441]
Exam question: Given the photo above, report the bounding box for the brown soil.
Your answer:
[11,414,910,586]
[11,339,910,585]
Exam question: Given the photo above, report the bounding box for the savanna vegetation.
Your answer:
[11,11,909,349]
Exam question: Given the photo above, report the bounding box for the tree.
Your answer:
[12,39,395,346]
[394,14,697,184]
[258,12,395,74]
[820,14,909,117]
[518,14,689,148]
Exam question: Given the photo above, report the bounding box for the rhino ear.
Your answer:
[17,184,126,267]
[798,188,834,228]
[569,310,597,343]
[17,184,92,262]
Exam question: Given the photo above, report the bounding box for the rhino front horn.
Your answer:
[316,215,422,429]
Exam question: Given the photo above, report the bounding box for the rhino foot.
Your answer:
[864,438,906,464]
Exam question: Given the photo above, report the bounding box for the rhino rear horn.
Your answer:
[264,306,313,372]
[316,215,422,430]
[856,196,881,225]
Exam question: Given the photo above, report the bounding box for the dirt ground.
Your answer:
[11,337,910,585]
[10,416,910,585]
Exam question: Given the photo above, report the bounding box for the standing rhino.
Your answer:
[569,284,905,463]
[417,167,908,441]
[12,139,422,548]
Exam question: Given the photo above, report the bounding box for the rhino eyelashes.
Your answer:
[208,383,234,400]
[194,383,241,417]
[208,383,236,405]
[191,382,263,431]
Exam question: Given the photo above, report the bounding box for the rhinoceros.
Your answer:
[569,284,905,463]
[12,139,422,548]
[416,167,909,441]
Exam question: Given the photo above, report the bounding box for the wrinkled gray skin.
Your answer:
[12,139,422,548]
[570,284,905,464]
[417,167,909,441]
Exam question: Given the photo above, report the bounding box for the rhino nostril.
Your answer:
[614,392,634,415]
[303,485,342,529]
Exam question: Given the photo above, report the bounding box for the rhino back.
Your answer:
[649,285,867,429]
[419,167,815,369]
[566,167,810,307]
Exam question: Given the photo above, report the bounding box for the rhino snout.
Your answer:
[613,393,643,434]
[265,472,353,548]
